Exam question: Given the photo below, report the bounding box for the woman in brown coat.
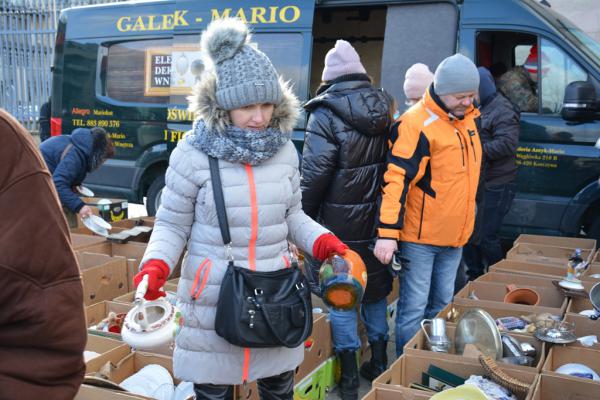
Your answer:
[0,109,87,400]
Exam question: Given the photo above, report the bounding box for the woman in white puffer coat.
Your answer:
[133,18,348,400]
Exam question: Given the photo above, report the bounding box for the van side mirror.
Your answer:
[561,81,598,121]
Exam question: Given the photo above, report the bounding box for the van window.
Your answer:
[104,39,173,104]
[539,38,588,114]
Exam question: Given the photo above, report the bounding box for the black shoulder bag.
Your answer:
[209,156,312,348]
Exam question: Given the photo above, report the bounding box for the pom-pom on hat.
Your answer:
[200,18,282,110]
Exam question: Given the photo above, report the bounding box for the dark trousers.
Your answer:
[465,183,516,280]
[193,370,295,400]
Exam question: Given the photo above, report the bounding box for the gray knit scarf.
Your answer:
[188,120,290,165]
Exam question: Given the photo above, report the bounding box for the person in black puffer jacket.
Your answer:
[463,67,520,280]
[300,40,394,400]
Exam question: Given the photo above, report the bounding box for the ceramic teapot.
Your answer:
[122,275,183,351]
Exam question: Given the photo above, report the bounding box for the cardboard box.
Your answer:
[530,373,600,400]
[77,348,179,400]
[71,233,108,250]
[454,281,566,312]
[294,313,334,383]
[404,324,545,372]
[475,271,557,288]
[489,259,568,280]
[294,356,336,400]
[80,241,148,291]
[362,387,432,400]
[81,196,129,223]
[507,243,593,266]
[562,314,600,347]
[373,353,536,399]
[77,252,129,305]
[542,346,600,386]
[514,234,596,252]
[85,300,134,340]
[85,334,129,371]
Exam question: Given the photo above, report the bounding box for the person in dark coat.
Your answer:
[39,98,51,142]
[464,67,520,280]
[301,40,393,400]
[39,127,114,224]
[0,108,87,399]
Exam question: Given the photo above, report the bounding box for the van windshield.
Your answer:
[564,25,600,67]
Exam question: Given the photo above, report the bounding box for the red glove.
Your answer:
[312,233,348,261]
[133,259,170,300]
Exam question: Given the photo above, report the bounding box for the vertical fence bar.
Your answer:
[0,0,126,131]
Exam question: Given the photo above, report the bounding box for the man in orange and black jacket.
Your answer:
[373,54,482,356]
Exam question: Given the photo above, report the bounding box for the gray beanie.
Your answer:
[200,18,282,110]
[433,54,480,96]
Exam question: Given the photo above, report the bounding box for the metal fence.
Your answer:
[0,0,123,132]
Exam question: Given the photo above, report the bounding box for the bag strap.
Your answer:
[208,156,232,247]
[60,143,73,162]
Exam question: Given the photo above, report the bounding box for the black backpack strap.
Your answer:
[208,156,231,246]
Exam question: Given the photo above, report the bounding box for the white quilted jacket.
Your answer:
[141,137,328,384]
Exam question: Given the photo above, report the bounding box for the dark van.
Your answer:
[51,0,600,240]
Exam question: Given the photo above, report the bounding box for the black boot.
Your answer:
[359,337,388,381]
[337,350,359,400]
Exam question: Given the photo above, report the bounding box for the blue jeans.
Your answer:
[465,183,516,280]
[329,297,389,352]
[395,242,462,356]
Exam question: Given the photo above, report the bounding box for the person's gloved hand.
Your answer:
[133,259,170,300]
[313,233,348,261]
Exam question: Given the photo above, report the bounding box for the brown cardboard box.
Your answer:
[71,233,108,250]
[77,252,129,305]
[77,349,178,400]
[530,373,600,400]
[404,324,545,372]
[489,259,567,280]
[563,314,600,345]
[80,241,148,291]
[507,243,593,266]
[362,387,432,400]
[582,260,600,282]
[85,334,129,372]
[112,283,178,304]
[85,300,134,340]
[373,353,536,399]
[542,346,600,386]
[475,272,557,288]
[514,234,596,252]
[294,313,334,383]
[454,281,566,312]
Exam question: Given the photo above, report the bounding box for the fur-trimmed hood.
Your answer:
[187,73,299,134]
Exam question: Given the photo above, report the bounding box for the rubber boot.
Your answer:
[337,350,359,400]
[359,337,388,381]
